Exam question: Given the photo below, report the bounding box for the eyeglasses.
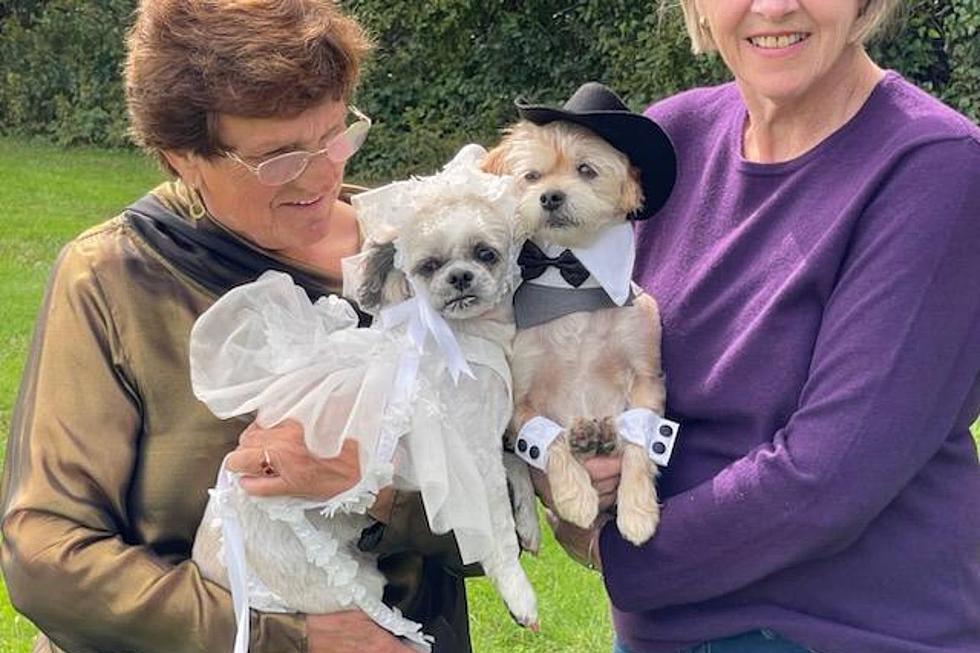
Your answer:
[223,105,371,186]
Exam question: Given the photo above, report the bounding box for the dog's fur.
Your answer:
[357,198,516,325]
[484,121,666,545]
[356,191,539,628]
[191,177,539,643]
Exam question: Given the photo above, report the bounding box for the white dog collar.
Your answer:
[515,416,563,470]
[616,408,680,467]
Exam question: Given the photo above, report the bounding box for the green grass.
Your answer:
[0,137,613,652]
[0,137,170,653]
[0,138,168,449]
[1,136,978,653]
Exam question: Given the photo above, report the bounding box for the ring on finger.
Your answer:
[260,449,276,476]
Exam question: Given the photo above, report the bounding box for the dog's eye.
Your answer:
[523,170,541,182]
[415,258,443,276]
[577,163,598,179]
[474,245,499,265]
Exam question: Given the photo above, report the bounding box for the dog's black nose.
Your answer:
[540,190,566,211]
[448,269,473,291]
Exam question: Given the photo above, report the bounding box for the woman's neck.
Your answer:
[279,200,361,279]
[740,48,884,163]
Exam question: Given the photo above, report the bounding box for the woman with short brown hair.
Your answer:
[0,2,471,652]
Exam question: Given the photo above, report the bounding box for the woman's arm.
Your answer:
[230,420,478,575]
[0,243,303,653]
[601,137,980,612]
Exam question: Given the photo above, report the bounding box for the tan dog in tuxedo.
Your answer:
[483,83,678,545]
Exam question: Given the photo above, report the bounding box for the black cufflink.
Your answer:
[652,442,667,455]
[659,424,674,437]
[517,438,528,453]
[529,446,540,460]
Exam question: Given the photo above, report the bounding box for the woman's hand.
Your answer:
[307,611,418,653]
[545,509,609,572]
[583,454,622,512]
[225,419,360,499]
[367,486,397,524]
[530,453,623,512]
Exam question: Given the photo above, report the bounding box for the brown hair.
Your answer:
[679,1,902,55]
[125,0,371,171]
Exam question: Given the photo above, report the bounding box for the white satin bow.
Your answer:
[379,280,476,384]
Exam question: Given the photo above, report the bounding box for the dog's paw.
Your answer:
[616,488,660,546]
[509,611,540,633]
[500,573,539,631]
[596,416,620,455]
[567,417,601,455]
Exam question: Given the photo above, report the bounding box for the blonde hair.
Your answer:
[678,1,901,55]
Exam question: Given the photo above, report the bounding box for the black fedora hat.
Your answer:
[515,82,677,220]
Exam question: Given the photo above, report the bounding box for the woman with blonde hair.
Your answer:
[1,1,472,652]
[545,2,980,652]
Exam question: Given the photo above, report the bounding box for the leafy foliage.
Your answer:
[0,0,977,180]
[0,0,133,147]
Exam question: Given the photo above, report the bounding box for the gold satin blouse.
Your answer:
[1,182,470,653]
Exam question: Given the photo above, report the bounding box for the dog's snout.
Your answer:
[448,269,474,291]
[540,190,566,211]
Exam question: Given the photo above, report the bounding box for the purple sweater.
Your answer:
[602,72,980,653]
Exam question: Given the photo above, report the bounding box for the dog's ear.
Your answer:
[619,166,645,216]
[481,140,511,175]
[356,240,407,310]
[483,131,542,240]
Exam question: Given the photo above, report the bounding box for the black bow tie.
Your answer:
[517,241,591,288]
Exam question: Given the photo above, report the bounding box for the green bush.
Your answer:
[348,0,979,179]
[943,0,980,118]
[0,0,133,147]
[345,0,732,179]
[1,0,977,180]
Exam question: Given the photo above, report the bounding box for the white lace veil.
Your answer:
[344,144,522,305]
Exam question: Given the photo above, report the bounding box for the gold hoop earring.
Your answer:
[189,188,207,220]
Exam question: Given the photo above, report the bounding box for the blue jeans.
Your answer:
[614,629,816,653]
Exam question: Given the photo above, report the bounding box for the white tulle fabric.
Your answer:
[349,147,536,626]
[191,271,430,651]
[189,144,536,652]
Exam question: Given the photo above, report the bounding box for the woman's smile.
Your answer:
[745,31,811,55]
[280,194,325,210]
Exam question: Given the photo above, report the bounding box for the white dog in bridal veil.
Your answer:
[189,145,538,653]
